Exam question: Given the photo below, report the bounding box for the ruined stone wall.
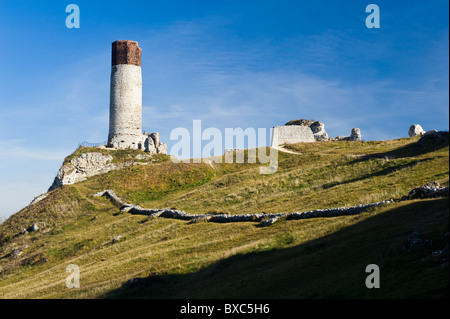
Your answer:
[271,125,315,147]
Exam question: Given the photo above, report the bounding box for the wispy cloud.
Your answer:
[0,140,67,161]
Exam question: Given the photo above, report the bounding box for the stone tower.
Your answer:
[108,40,143,149]
[106,40,167,154]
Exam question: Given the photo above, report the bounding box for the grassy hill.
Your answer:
[0,134,448,298]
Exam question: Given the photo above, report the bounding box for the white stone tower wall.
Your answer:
[108,64,143,149]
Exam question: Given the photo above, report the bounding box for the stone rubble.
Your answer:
[111,235,123,244]
[401,181,449,201]
[329,128,362,141]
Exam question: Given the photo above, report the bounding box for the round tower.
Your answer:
[107,40,143,149]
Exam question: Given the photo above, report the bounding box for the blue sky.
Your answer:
[0,0,448,219]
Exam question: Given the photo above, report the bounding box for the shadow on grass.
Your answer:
[322,158,434,189]
[100,198,449,299]
[358,132,449,161]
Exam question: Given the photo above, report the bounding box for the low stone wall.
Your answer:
[94,190,393,227]
[94,182,448,227]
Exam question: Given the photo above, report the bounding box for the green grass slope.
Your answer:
[0,135,448,298]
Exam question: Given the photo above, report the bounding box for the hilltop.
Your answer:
[0,134,448,298]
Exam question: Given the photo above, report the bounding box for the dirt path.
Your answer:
[273,146,301,155]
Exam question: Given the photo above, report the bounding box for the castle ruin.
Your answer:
[271,119,361,147]
[107,40,166,154]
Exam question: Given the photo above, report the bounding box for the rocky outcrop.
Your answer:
[409,124,425,137]
[349,128,361,141]
[310,121,328,141]
[141,132,167,154]
[48,153,116,191]
[48,151,161,191]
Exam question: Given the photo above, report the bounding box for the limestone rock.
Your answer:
[140,132,167,154]
[330,128,361,142]
[349,128,361,141]
[29,193,48,206]
[111,235,123,244]
[157,142,167,154]
[10,248,23,258]
[409,124,425,137]
[401,181,449,200]
[330,136,346,141]
[48,153,115,191]
[310,121,328,141]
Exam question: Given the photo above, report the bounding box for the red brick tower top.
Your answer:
[111,40,141,67]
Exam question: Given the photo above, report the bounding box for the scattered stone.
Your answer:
[401,181,449,200]
[408,124,425,137]
[30,223,39,232]
[10,248,23,258]
[111,235,123,244]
